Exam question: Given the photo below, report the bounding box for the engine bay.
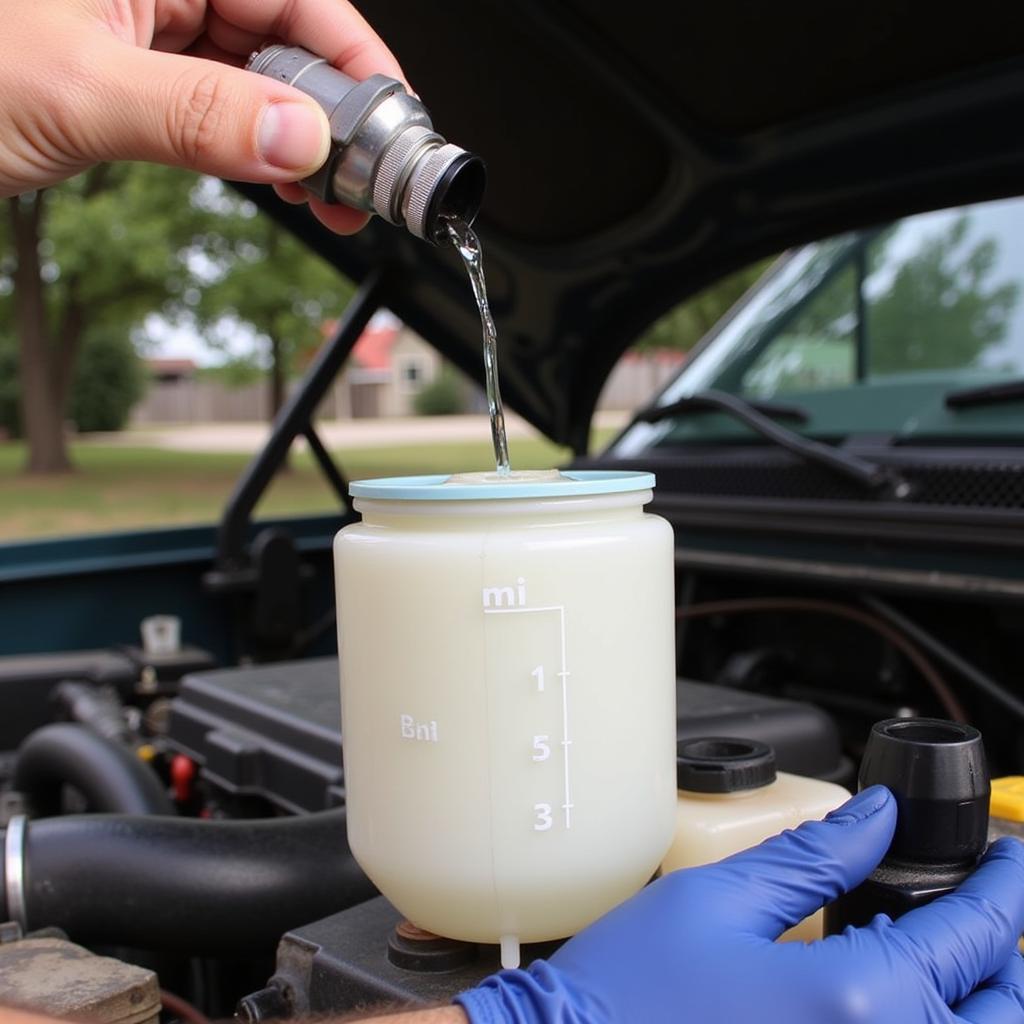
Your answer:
[0,568,1019,1022]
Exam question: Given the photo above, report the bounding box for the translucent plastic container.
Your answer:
[334,470,677,967]
[662,737,849,941]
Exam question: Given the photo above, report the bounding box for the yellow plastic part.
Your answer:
[136,744,158,763]
[990,776,1024,822]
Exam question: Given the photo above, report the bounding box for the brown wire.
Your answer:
[161,989,212,1024]
[675,597,967,722]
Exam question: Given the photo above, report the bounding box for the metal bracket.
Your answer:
[212,271,387,574]
[4,815,27,930]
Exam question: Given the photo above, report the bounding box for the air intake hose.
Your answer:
[1,810,375,954]
[14,723,174,817]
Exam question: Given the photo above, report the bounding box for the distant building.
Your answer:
[323,318,443,419]
[130,326,679,424]
[132,358,201,423]
[147,358,197,384]
[132,321,447,424]
[597,349,687,411]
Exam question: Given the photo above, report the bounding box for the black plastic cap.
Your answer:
[425,153,487,244]
[860,718,990,865]
[676,737,777,793]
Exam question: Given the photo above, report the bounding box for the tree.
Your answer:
[867,215,1019,373]
[0,165,210,472]
[0,327,143,436]
[0,168,355,473]
[0,333,17,439]
[192,184,355,420]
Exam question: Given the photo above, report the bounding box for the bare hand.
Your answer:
[0,0,408,234]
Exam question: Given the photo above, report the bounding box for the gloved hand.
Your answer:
[455,786,1024,1024]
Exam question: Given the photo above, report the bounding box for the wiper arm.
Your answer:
[637,389,907,496]
[944,378,1024,410]
[641,393,809,424]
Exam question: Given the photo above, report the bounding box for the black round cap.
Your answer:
[859,717,990,865]
[425,153,487,244]
[676,737,777,793]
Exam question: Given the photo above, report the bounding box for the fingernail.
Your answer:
[258,102,329,172]
[826,785,892,824]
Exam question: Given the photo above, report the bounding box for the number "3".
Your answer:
[533,803,553,831]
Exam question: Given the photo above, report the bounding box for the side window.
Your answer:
[741,264,858,396]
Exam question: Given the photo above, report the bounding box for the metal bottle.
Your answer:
[247,45,486,244]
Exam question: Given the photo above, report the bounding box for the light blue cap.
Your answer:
[349,469,656,501]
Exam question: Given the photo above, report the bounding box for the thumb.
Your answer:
[79,43,331,182]
[705,785,896,939]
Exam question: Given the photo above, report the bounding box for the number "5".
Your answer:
[533,803,553,831]
[532,735,551,762]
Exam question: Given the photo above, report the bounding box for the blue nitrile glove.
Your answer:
[455,786,1024,1024]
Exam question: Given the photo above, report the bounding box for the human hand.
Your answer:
[0,0,407,234]
[455,786,1024,1024]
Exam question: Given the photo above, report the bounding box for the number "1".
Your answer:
[531,665,545,692]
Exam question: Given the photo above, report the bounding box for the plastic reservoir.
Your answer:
[334,470,677,967]
[661,738,849,941]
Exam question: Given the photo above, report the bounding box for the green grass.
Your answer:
[0,432,614,541]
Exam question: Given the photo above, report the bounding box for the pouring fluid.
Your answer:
[447,219,511,476]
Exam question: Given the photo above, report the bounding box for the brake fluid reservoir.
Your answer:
[334,470,677,967]
[661,738,849,941]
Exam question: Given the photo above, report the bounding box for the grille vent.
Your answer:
[597,456,1024,510]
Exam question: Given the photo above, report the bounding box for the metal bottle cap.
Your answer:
[247,45,485,244]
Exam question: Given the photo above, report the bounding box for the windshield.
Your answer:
[615,195,1024,455]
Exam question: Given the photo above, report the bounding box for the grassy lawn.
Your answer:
[0,432,614,541]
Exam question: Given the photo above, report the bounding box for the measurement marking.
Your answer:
[484,603,572,831]
[559,606,571,830]
[484,606,565,614]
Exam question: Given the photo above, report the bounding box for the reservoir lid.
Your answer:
[677,737,777,793]
[349,469,655,501]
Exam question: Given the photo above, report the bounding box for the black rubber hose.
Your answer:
[13,723,174,817]
[4,810,375,955]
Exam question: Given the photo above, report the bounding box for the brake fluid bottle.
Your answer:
[334,470,677,967]
[661,737,849,941]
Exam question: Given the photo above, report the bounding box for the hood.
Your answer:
[237,1,1024,452]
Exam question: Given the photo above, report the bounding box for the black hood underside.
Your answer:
[237,1,1024,452]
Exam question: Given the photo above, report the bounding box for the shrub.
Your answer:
[69,329,146,433]
[413,364,465,416]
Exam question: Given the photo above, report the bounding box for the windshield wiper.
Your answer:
[636,389,908,496]
[641,393,809,424]
[944,378,1024,410]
